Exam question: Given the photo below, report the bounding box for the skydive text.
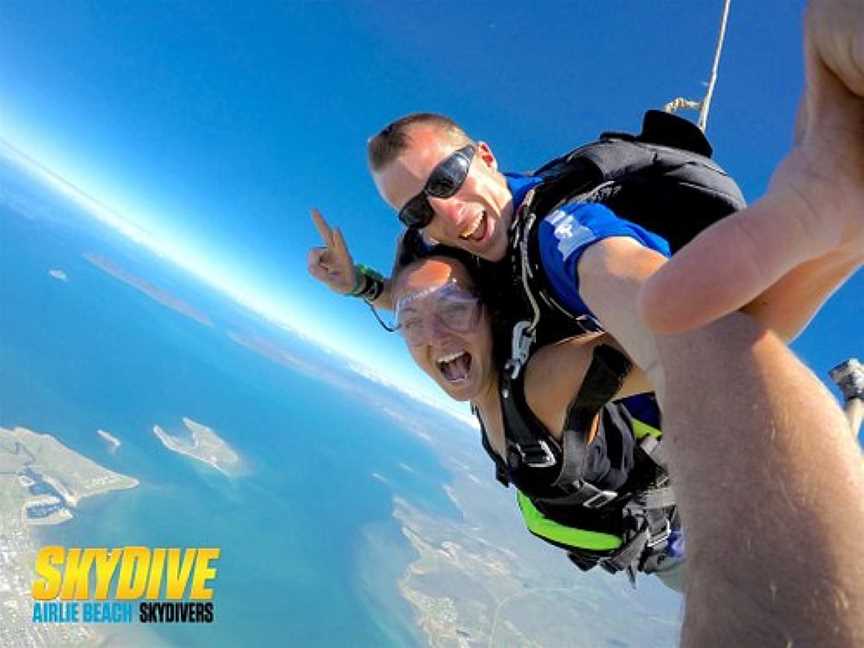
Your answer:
[32,547,220,601]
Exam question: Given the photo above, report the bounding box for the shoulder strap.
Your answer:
[552,346,634,489]
[505,195,603,378]
[500,367,561,469]
[501,344,633,487]
[472,404,510,487]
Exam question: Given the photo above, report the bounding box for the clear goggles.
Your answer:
[394,282,482,346]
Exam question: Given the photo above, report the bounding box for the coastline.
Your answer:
[2,425,139,520]
[0,424,142,647]
[387,438,681,648]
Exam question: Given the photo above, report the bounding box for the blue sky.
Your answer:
[1,0,860,413]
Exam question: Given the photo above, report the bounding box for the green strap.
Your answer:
[350,264,385,300]
[632,417,662,440]
[516,491,622,551]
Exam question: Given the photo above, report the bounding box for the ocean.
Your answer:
[0,159,465,646]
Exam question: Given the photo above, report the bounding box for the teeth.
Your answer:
[437,351,466,364]
[436,350,471,384]
[459,213,484,239]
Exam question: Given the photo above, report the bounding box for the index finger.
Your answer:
[311,208,335,246]
[332,227,352,264]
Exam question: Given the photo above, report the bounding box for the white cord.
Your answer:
[664,0,732,134]
[699,0,732,132]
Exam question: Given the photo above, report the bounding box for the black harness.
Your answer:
[503,110,747,378]
[489,112,745,581]
[483,345,676,582]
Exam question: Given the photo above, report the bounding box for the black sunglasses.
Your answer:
[397,145,476,229]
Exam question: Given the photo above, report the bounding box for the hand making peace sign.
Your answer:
[307,208,356,295]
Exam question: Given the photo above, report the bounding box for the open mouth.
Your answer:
[459,210,487,243]
[436,350,472,384]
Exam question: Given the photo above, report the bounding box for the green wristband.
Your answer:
[350,265,384,301]
[349,266,370,296]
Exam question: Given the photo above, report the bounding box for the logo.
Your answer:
[31,546,219,625]
[554,221,574,239]
[547,210,594,260]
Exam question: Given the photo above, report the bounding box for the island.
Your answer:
[96,429,121,453]
[152,417,242,476]
[83,253,212,327]
[0,425,138,523]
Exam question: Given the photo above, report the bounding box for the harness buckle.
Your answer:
[516,440,557,468]
[582,489,618,509]
[646,519,672,548]
[507,321,536,379]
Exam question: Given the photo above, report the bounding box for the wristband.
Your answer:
[362,275,384,303]
[350,265,385,303]
[349,267,370,297]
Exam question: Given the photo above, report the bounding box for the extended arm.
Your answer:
[579,236,864,646]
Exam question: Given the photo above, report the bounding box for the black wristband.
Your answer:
[361,276,384,303]
[350,265,385,302]
[349,271,370,297]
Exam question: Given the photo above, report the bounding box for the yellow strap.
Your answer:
[632,418,662,440]
[516,491,622,551]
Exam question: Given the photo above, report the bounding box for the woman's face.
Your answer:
[393,257,495,402]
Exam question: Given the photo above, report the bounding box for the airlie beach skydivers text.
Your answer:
[31,547,219,624]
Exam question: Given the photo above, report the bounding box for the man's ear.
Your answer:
[476,141,498,171]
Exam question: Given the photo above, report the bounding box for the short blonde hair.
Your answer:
[367,112,473,171]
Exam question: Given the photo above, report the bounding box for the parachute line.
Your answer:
[698,0,732,132]
[663,0,732,134]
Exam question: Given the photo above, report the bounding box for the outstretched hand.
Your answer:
[639,0,864,334]
[307,209,356,295]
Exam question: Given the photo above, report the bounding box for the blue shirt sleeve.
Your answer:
[537,203,671,320]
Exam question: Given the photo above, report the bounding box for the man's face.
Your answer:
[373,126,514,262]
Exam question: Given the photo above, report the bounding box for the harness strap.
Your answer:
[552,346,633,489]
[600,530,651,579]
[552,426,591,489]
[638,435,669,470]
[531,477,618,510]
[553,479,676,581]
[508,189,604,356]
[473,404,511,487]
[639,486,677,510]
[517,490,622,552]
[500,361,560,470]
[600,506,672,584]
